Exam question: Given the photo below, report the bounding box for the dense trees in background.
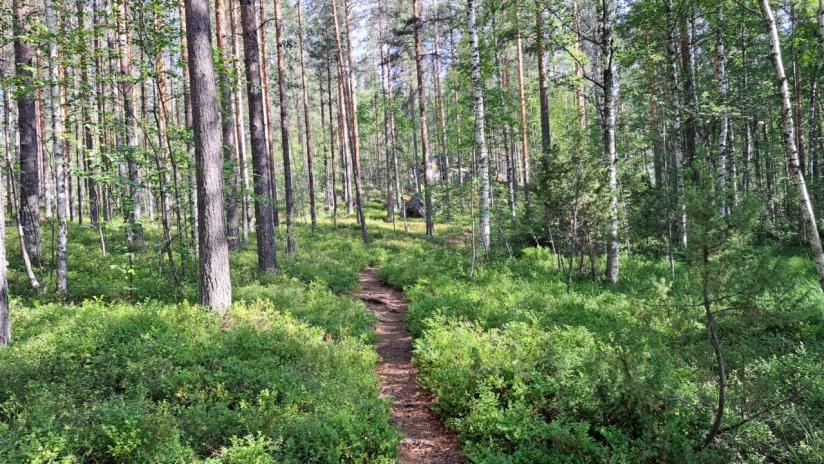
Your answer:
[1,0,824,325]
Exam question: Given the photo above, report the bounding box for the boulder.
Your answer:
[404,194,426,218]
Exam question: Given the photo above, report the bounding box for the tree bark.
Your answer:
[761,0,824,292]
[14,0,41,264]
[330,0,368,243]
[186,0,233,310]
[240,0,279,272]
[468,0,490,252]
[295,0,317,234]
[380,43,395,223]
[215,0,240,249]
[716,15,729,217]
[0,134,8,346]
[535,0,551,160]
[45,0,69,294]
[273,0,296,256]
[601,0,620,284]
[117,0,144,247]
[515,29,531,207]
[413,0,435,236]
[258,0,279,227]
[230,0,251,242]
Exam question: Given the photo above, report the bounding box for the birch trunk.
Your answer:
[601,0,620,284]
[45,0,69,293]
[761,0,824,292]
[468,0,490,252]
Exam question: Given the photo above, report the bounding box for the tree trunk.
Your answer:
[215,0,240,249]
[259,0,278,228]
[240,0,279,272]
[515,30,531,206]
[602,0,620,284]
[0,136,8,346]
[535,0,551,160]
[230,0,251,242]
[413,0,434,237]
[273,0,296,256]
[14,0,41,264]
[330,0,368,243]
[45,0,69,294]
[716,15,729,217]
[76,0,99,229]
[117,0,144,247]
[433,21,450,208]
[680,13,698,182]
[761,0,824,293]
[296,0,317,233]
[326,60,339,228]
[468,0,490,252]
[186,0,233,310]
[380,43,395,223]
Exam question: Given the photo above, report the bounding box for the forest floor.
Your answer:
[357,267,465,464]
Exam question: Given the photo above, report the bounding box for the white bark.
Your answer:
[716,17,729,218]
[468,0,490,252]
[602,0,620,283]
[45,0,69,294]
[761,0,824,293]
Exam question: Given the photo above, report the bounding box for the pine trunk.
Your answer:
[240,0,279,272]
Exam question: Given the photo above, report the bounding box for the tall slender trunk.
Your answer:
[240,0,279,272]
[259,0,279,228]
[468,0,490,252]
[13,0,41,264]
[761,0,824,293]
[296,1,317,233]
[413,0,434,236]
[602,0,620,284]
[117,0,143,247]
[230,0,251,241]
[716,15,729,217]
[515,29,531,206]
[342,0,367,242]
[216,0,240,249]
[326,61,339,228]
[680,13,698,182]
[273,0,296,256]
[45,0,69,293]
[330,0,367,243]
[535,0,551,161]
[380,43,395,222]
[0,105,8,345]
[77,0,99,229]
[433,21,450,207]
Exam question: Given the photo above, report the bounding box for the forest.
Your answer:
[0,0,823,462]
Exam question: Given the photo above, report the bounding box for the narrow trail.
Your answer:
[357,267,465,464]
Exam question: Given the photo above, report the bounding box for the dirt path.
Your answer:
[357,267,465,464]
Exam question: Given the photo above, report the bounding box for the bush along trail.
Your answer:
[357,267,465,464]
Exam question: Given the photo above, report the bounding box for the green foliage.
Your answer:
[380,240,824,463]
[0,221,400,463]
[0,299,397,463]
